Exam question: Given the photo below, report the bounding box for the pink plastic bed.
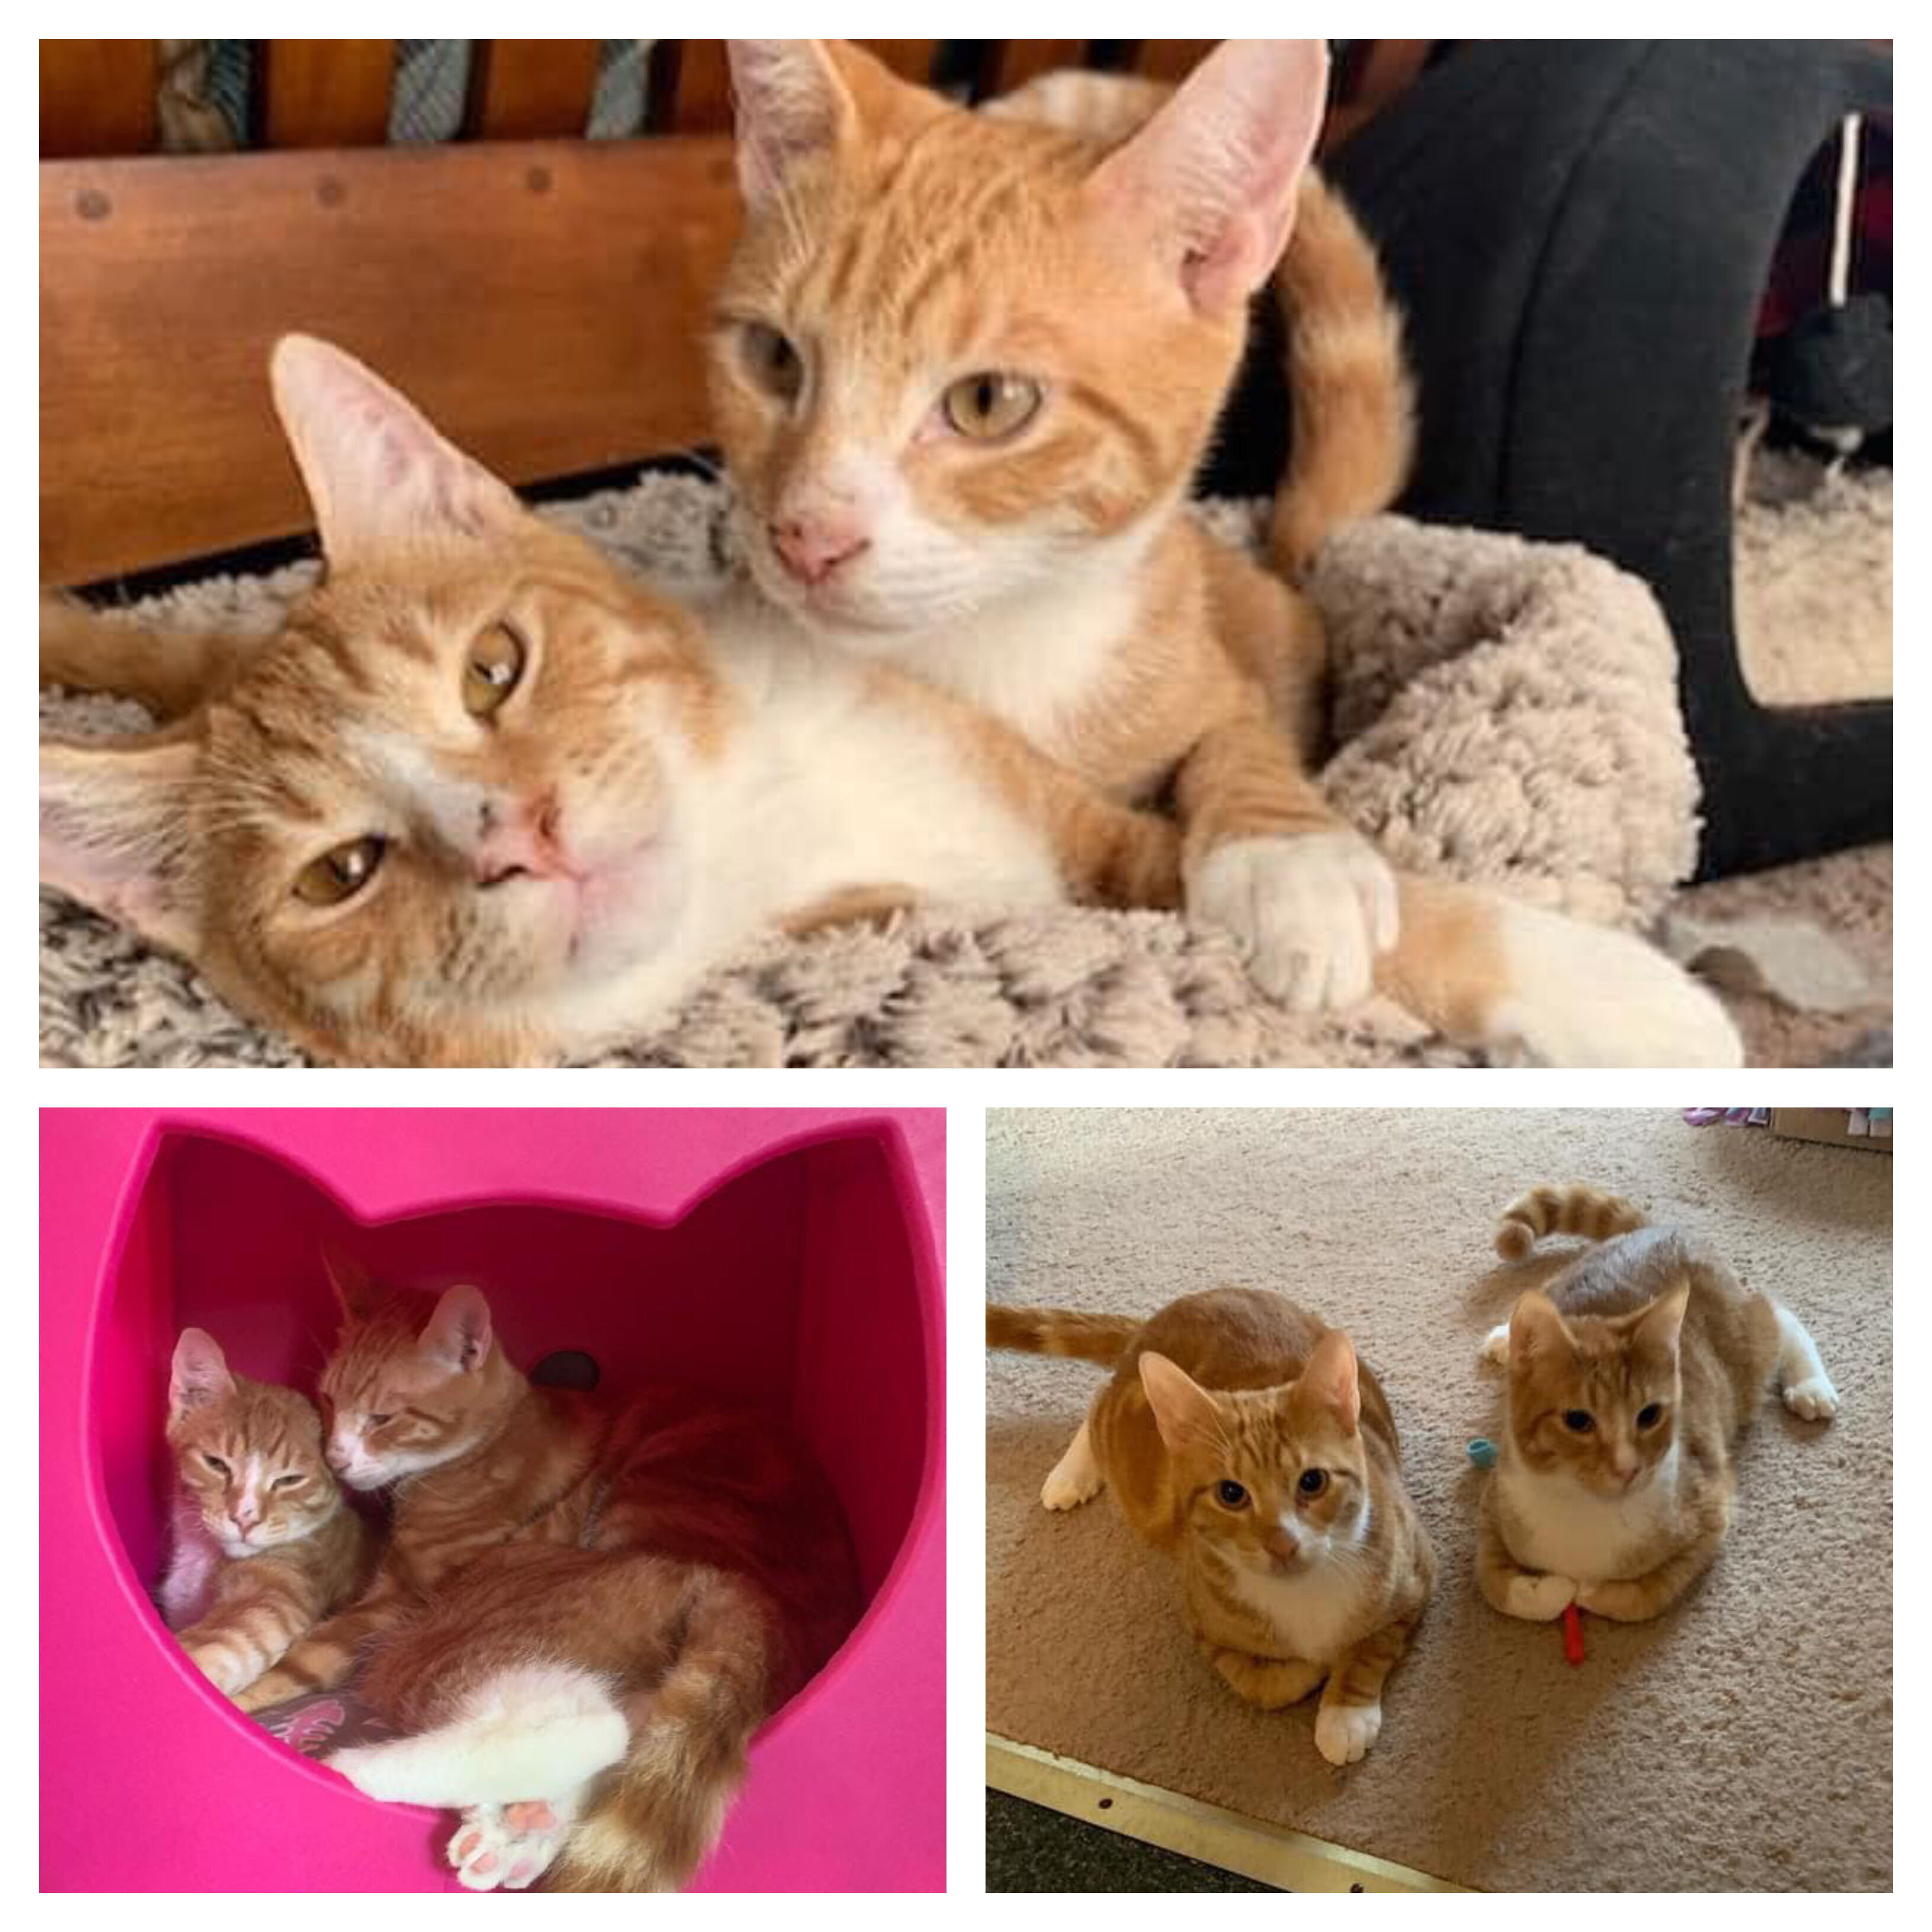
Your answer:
[40,1106,945,1892]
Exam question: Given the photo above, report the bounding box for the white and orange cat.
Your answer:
[1477,1185,1839,1623]
[40,336,1177,1065]
[990,1288,1434,1765]
[159,1327,375,1696]
[711,38,1741,1067]
[232,1255,858,1893]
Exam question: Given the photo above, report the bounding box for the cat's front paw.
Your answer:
[1189,832,1399,1013]
[449,1799,569,1893]
[1314,1700,1382,1766]
[1479,1322,1512,1366]
[1040,1463,1100,1511]
[1502,1572,1575,1622]
[1782,1373,1841,1421]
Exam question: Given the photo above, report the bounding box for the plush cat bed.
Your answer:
[40,475,1704,1068]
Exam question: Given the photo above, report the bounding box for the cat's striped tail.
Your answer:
[1268,170,1416,578]
[1495,1186,1648,1261]
[40,590,256,721]
[987,1304,1139,1365]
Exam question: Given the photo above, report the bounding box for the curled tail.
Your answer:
[546,1567,772,1893]
[1268,170,1415,578]
[41,589,255,721]
[1495,1185,1648,1262]
[987,1304,1139,1366]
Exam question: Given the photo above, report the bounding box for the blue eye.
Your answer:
[1297,1469,1328,1497]
[1563,1410,1595,1434]
[1216,1480,1249,1509]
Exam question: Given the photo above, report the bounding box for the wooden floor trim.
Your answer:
[987,1734,1467,1894]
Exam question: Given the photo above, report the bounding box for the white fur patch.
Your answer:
[330,1663,627,1807]
[449,1792,584,1892]
[1222,1535,1373,1666]
[1480,1322,1512,1366]
[1187,831,1398,1012]
[1502,1572,1576,1622]
[1041,1421,1103,1511]
[1497,1444,1681,1586]
[1484,901,1743,1067]
[1313,1699,1382,1766]
[1775,1304,1840,1419]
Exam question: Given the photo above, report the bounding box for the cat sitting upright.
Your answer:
[989,1287,1434,1765]
[1477,1184,1840,1624]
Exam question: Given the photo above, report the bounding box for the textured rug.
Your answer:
[986,1108,1893,1893]
[41,461,1889,1067]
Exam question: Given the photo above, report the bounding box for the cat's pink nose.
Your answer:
[231,1505,258,1533]
[475,794,577,888]
[770,514,870,587]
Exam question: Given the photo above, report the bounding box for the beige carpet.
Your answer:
[986,1109,1893,1892]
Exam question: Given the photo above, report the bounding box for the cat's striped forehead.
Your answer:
[171,1375,325,1464]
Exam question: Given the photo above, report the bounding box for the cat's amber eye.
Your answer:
[463,623,527,719]
[294,836,386,907]
[201,1453,230,1476]
[1215,1479,1250,1509]
[1562,1409,1595,1434]
[1636,1403,1663,1429]
[1297,1469,1329,1498]
[942,371,1044,442]
[741,322,804,404]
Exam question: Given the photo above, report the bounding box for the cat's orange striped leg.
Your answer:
[231,1572,416,1712]
[1576,1488,1732,1622]
[1172,711,1397,1011]
[1312,1606,1421,1766]
[178,1573,317,1699]
[1203,1643,1326,1711]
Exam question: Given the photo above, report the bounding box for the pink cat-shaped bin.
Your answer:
[41,1107,945,1892]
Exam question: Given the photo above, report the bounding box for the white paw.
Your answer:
[1503,1573,1576,1622]
[1782,1373,1841,1421]
[1480,1323,1512,1366]
[1189,832,1399,1012]
[1314,1701,1382,1766]
[448,1799,570,1893]
[1484,904,1743,1068]
[1041,1464,1100,1511]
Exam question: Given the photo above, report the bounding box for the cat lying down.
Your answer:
[41,337,1741,1066]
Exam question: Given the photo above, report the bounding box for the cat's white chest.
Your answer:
[1498,1449,1681,1583]
[1222,1558,1368,1665]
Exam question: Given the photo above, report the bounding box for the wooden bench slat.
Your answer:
[41,139,742,583]
[40,40,158,159]
[255,39,395,149]
[656,40,733,134]
[463,39,601,140]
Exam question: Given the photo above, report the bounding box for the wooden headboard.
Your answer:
[39,39,1433,585]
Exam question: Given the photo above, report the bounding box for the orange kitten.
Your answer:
[990,1287,1433,1765]
[712,39,1741,1067]
[40,337,1177,1065]
[237,1256,858,1894]
[160,1328,375,1698]
[1477,1185,1840,1623]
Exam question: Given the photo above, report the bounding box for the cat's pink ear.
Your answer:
[419,1284,494,1376]
[1138,1351,1224,1456]
[170,1328,234,1418]
[322,1247,384,1322]
[1631,1280,1692,1357]
[726,41,859,208]
[41,736,201,957]
[1508,1290,1573,1364]
[1082,38,1329,317]
[1300,1328,1362,1435]
[269,334,523,568]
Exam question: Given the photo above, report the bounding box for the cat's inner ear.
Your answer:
[726,40,858,208]
[1508,1289,1573,1365]
[1081,38,1329,317]
[170,1326,234,1419]
[269,333,523,570]
[1138,1350,1225,1457]
[41,736,201,957]
[1297,1328,1362,1436]
[420,1283,494,1375]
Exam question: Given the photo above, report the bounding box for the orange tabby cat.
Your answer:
[1477,1185,1840,1623]
[40,336,1177,1066]
[990,1287,1434,1764]
[712,38,1741,1067]
[235,1255,858,1893]
[159,1328,375,1698]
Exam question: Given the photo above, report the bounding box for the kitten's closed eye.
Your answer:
[201,1452,230,1476]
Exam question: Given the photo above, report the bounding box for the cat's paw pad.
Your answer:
[1782,1373,1841,1421]
[1480,1323,1512,1366]
[1314,1701,1382,1767]
[1483,906,1743,1068]
[449,1800,567,1893]
[1503,1573,1576,1622]
[1189,832,1398,1013]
